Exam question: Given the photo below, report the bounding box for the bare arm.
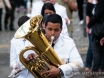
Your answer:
[63,0,78,11]
[4,0,12,10]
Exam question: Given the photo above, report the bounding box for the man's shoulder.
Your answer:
[11,38,22,43]
[60,35,74,43]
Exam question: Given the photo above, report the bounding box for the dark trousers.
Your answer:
[92,37,104,71]
[0,9,2,31]
[85,34,93,68]
[4,2,16,30]
[76,0,84,21]
[23,0,27,9]
[16,0,23,7]
[30,0,33,7]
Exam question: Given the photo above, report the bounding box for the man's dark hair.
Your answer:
[45,14,62,28]
[18,16,30,27]
[41,3,56,16]
[41,14,49,23]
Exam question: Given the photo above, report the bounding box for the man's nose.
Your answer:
[51,30,55,35]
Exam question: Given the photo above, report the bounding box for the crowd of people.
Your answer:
[0,0,33,33]
[1,0,104,78]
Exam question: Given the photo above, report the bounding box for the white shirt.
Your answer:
[53,35,84,78]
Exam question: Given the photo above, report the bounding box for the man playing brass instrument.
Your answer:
[10,14,83,78]
[26,14,84,78]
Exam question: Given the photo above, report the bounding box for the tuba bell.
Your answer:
[14,15,63,78]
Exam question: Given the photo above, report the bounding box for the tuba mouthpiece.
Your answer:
[51,36,55,41]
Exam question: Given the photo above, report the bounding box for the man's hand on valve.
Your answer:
[26,53,36,61]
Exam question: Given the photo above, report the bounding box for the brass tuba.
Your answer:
[14,15,62,78]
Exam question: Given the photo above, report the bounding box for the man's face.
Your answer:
[42,0,56,4]
[45,22,62,42]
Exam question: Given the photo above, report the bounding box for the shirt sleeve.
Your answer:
[61,8,70,26]
[59,41,84,77]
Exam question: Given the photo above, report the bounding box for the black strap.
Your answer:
[52,43,55,47]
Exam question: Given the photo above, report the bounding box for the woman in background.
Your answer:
[0,0,12,33]
[41,2,69,37]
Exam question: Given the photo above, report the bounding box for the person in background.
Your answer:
[16,0,27,13]
[9,16,35,78]
[30,0,33,8]
[87,0,104,72]
[4,0,16,31]
[41,2,69,37]
[0,0,12,33]
[76,0,84,25]
[56,0,77,38]
[25,14,83,78]
[23,0,28,13]
[85,0,98,72]
[15,0,22,12]
[31,0,70,26]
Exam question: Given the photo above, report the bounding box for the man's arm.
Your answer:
[4,0,12,10]
[59,41,84,77]
[63,0,78,11]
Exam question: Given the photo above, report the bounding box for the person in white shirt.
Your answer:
[25,14,84,78]
[41,3,69,37]
[9,16,35,78]
[31,0,70,26]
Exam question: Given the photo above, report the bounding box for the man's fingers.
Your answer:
[26,53,35,61]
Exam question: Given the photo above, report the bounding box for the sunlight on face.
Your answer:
[45,22,62,42]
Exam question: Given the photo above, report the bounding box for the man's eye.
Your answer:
[48,28,52,31]
[45,13,48,15]
[55,29,59,32]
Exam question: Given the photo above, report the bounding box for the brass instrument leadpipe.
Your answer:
[45,36,55,52]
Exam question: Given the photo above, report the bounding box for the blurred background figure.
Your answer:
[4,0,16,31]
[41,2,69,37]
[56,0,77,38]
[16,0,22,12]
[30,0,33,9]
[16,0,28,13]
[23,0,28,13]
[85,0,98,73]
[31,0,70,26]
[0,0,12,33]
[76,0,84,25]
[87,0,104,73]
